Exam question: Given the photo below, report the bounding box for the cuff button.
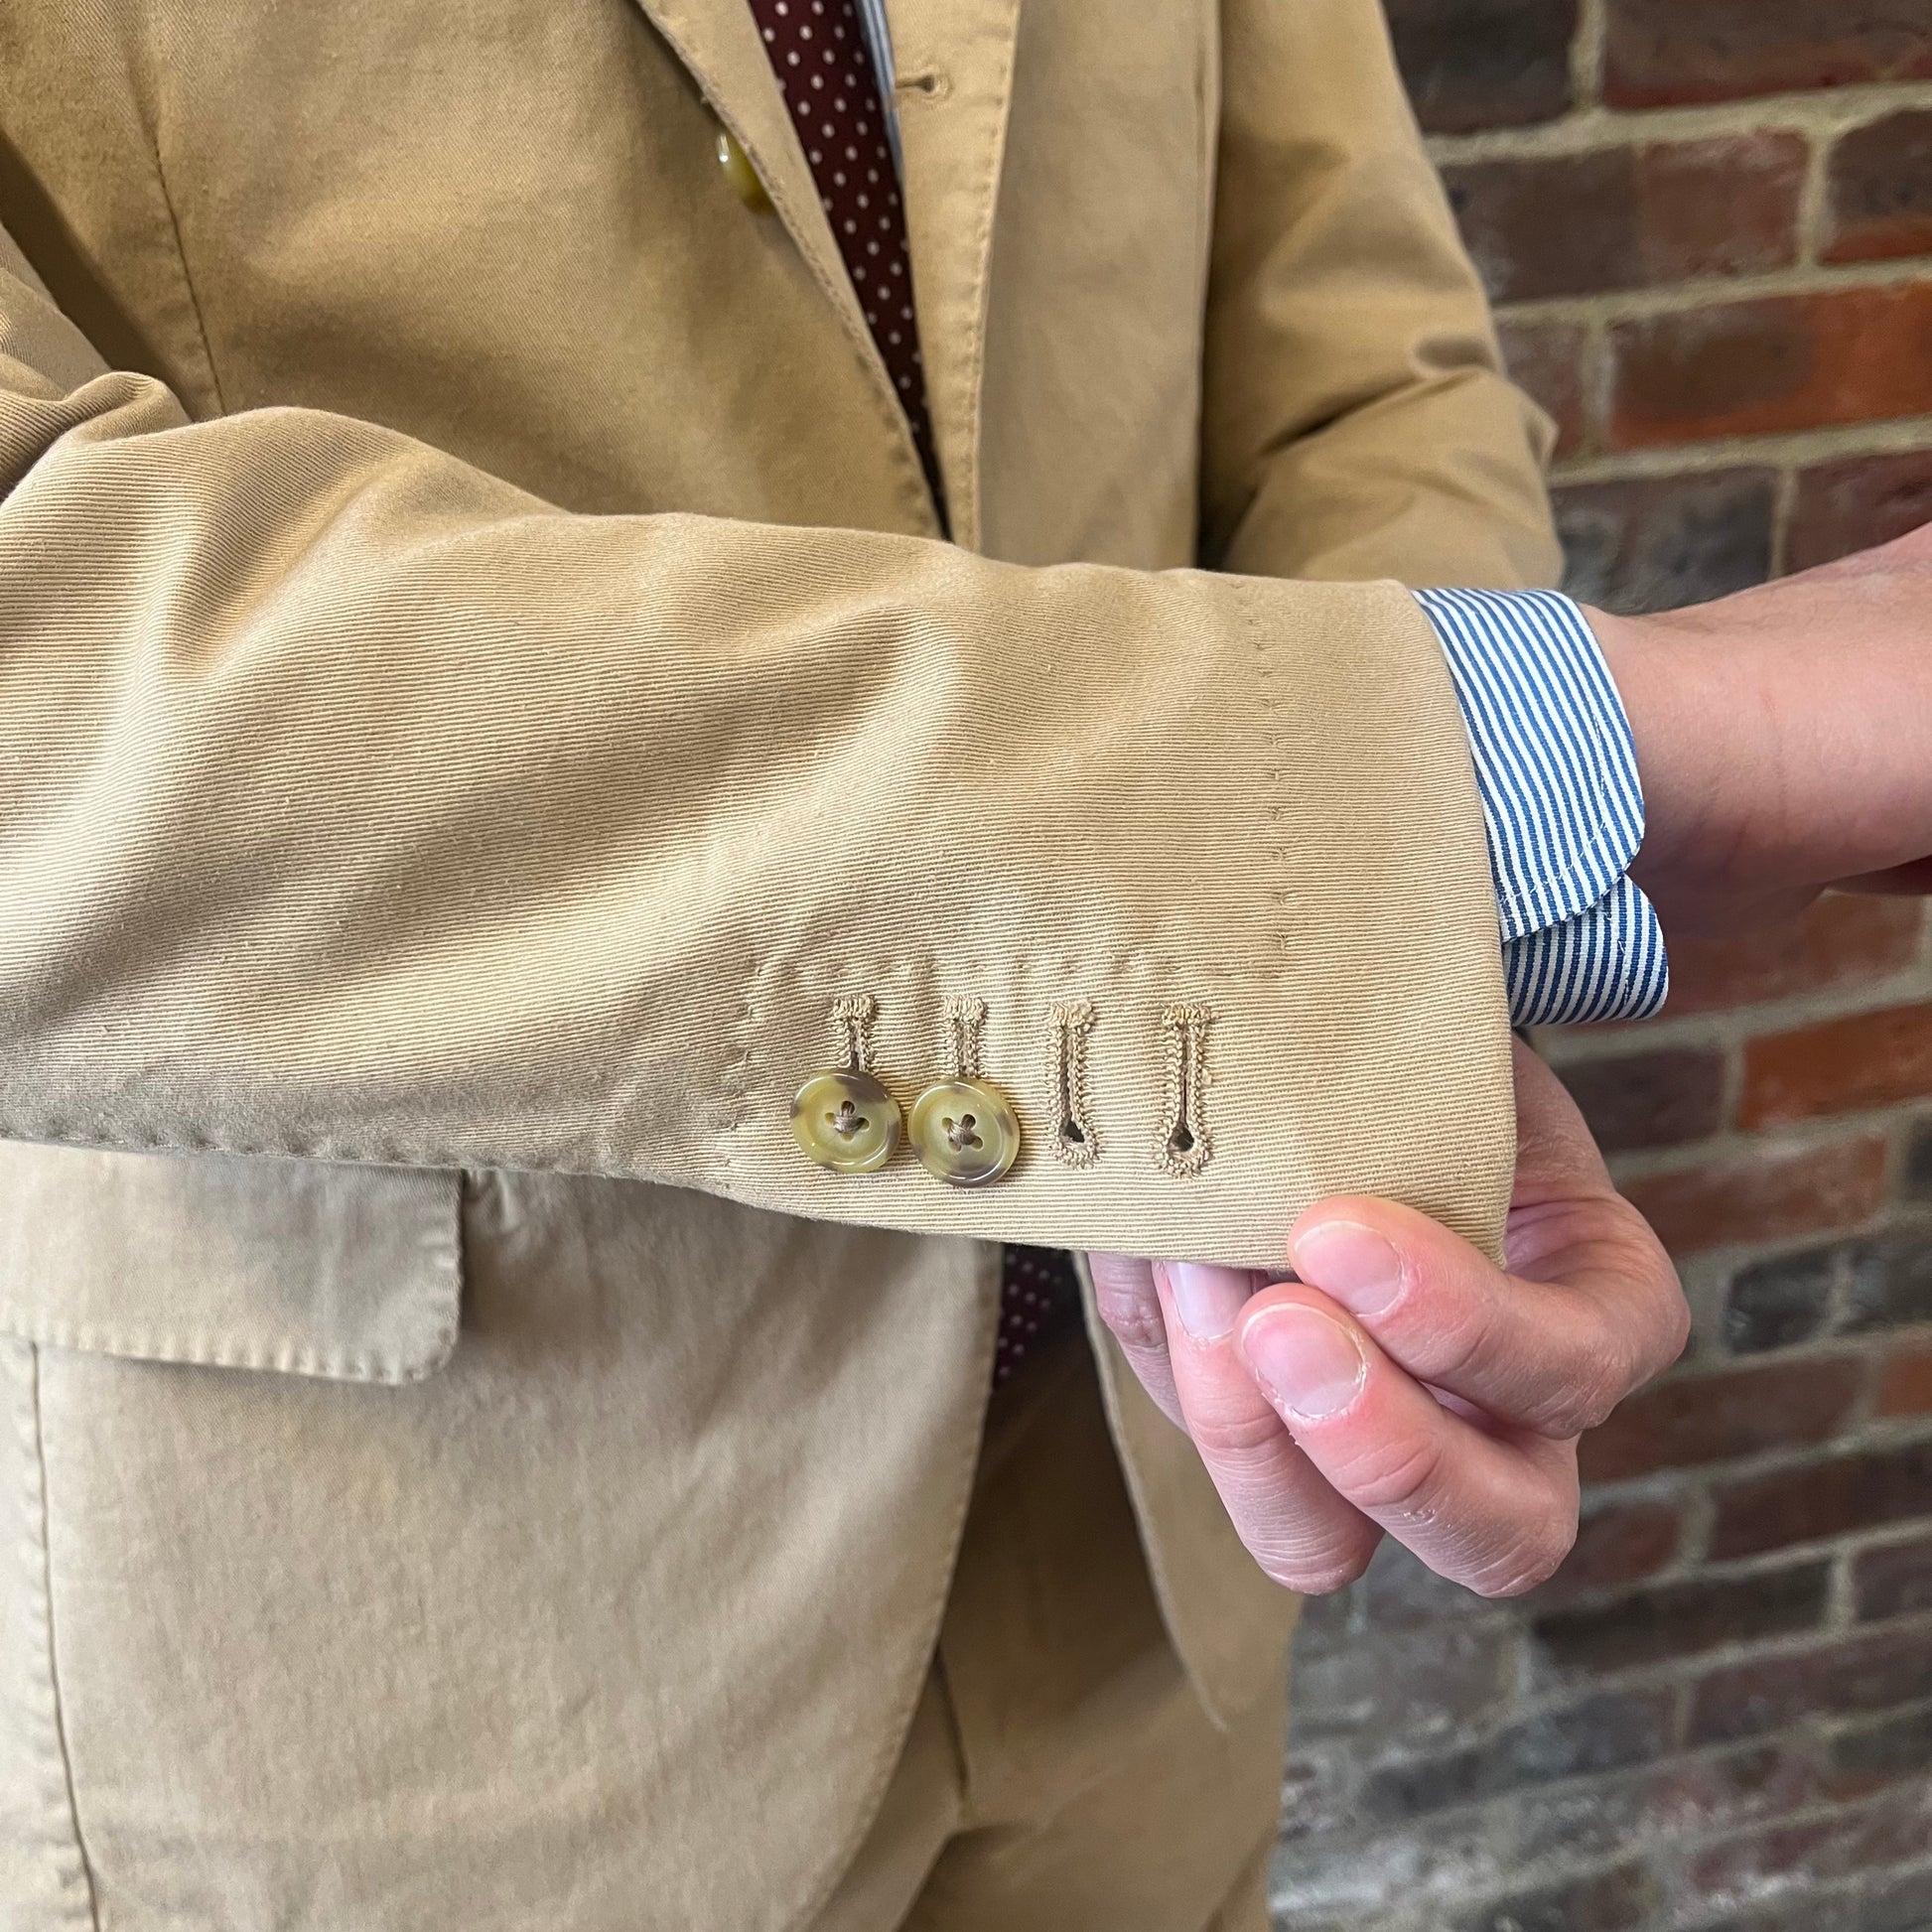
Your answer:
[909,1079,1021,1187]
[791,1071,902,1173]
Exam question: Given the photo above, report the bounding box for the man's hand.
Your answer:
[1595,520,1932,935]
[1089,1041,1687,1596]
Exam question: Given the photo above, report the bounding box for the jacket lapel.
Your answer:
[882,0,1023,551]
[627,0,1024,548]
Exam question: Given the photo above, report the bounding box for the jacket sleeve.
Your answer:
[1202,0,1564,593]
[0,220,1514,1268]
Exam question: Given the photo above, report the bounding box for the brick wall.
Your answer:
[1271,5,1932,1927]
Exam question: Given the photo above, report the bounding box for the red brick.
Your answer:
[1446,137,1805,305]
[1556,470,1776,618]
[1618,1137,1888,1257]
[1530,1562,1830,1680]
[1385,0,1579,134]
[1580,1357,1863,1483]
[1499,319,1587,461]
[1788,450,1932,573]
[1559,1048,1727,1154]
[1534,1502,1683,1608]
[1604,0,1932,109]
[1742,1004,1932,1127]
[1656,896,1922,1020]
[1826,110,1932,264]
[1876,1341,1932,1416]
[1710,1439,1932,1560]
[1691,1624,1932,1743]
[1608,286,1932,450]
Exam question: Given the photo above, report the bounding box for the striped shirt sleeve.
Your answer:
[1415,588,1669,1028]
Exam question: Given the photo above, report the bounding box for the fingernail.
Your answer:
[1241,1308,1367,1420]
[1169,1262,1254,1343]
[1292,1222,1405,1318]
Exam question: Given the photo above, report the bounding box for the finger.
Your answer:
[1086,1254,1183,1428]
[1236,1283,1581,1597]
[1283,1194,1682,1439]
[1283,1051,1686,1439]
[1156,1262,1383,1594]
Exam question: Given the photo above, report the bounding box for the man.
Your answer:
[0,4,1925,1929]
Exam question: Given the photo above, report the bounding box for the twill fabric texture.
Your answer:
[0,1,1560,1926]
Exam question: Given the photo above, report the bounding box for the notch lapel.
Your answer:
[625,0,1024,546]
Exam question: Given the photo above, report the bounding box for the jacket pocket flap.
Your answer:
[0,1140,461,1382]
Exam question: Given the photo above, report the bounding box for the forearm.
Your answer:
[1586,524,1932,930]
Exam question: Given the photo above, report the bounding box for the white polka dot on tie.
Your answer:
[799,22,811,37]
[786,49,799,65]
[761,25,774,40]
[844,218,857,232]
[810,72,823,87]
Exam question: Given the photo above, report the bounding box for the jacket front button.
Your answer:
[716,127,771,213]
[908,1079,1021,1187]
[792,1070,901,1173]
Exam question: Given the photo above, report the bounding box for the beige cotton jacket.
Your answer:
[0,0,1559,1918]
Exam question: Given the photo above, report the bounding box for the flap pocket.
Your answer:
[0,1140,461,1382]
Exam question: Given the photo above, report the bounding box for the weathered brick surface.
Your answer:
[1453,1861,1657,1932]
[1558,1047,1726,1153]
[1855,1535,1932,1623]
[1444,136,1804,304]
[1603,0,1932,109]
[1825,109,1932,265]
[1362,1690,1677,1817]
[1875,1340,1932,1416]
[1498,319,1587,459]
[1608,286,1932,449]
[1579,1357,1863,1482]
[1741,1003,1932,1126]
[1689,1624,1932,1742]
[1617,1134,1887,1256]
[1529,1563,1830,1679]
[1383,0,1579,132]
[1686,1787,1932,1899]
[1274,10,1932,1928]
[1658,897,1924,1020]
[1711,1442,1932,1560]
[1556,471,1778,615]
[1788,450,1932,571]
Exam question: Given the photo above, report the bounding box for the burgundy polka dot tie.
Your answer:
[745,0,946,509]
[749,0,1079,1379]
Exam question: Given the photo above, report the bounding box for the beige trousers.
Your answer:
[816,1336,1288,1932]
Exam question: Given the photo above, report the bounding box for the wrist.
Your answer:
[1582,603,1728,904]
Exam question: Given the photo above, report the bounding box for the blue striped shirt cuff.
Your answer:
[1415,588,1669,1027]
